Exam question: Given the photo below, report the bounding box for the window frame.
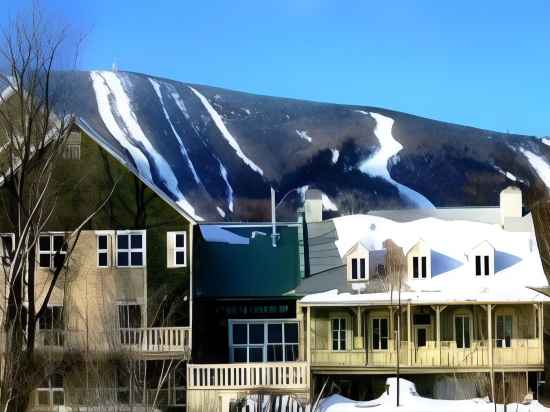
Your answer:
[36,374,64,408]
[228,319,299,363]
[474,254,492,276]
[96,232,110,268]
[330,317,347,352]
[169,231,187,268]
[115,230,146,268]
[38,304,64,347]
[38,232,67,270]
[371,316,389,351]
[495,311,514,348]
[453,312,472,349]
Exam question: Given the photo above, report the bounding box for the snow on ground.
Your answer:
[357,111,434,209]
[301,214,549,305]
[90,71,203,221]
[149,78,201,184]
[189,86,264,176]
[200,225,250,245]
[322,193,338,211]
[296,129,313,142]
[331,148,340,164]
[218,160,234,212]
[319,378,549,412]
[520,147,550,190]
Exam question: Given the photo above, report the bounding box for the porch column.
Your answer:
[488,304,495,403]
[407,303,412,366]
[539,303,544,363]
[436,305,441,365]
[307,306,312,363]
[297,303,305,361]
[354,307,364,350]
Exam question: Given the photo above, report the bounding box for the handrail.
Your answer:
[119,326,191,352]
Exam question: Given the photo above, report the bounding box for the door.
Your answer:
[415,327,427,348]
[496,315,512,348]
[118,304,142,345]
[455,315,471,349]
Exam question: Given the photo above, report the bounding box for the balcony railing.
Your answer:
[119,326,191,353]
[187,362,309,390]
[311,339,542,369]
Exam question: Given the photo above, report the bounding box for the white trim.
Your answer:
[167,231,187,268]
[370,315,389,351]
[329,313,351,352]
[115,230,146,268]
[38,232,67,269]
[453,311,473,349]
[96,233,110,268]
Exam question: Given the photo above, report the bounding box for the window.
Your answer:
[167,231,186,268]
[116,231,145,267]
[62,143,81,160]
[496,314,513,348]
[475,255,491,276]
[38,233,67,269]
[351,257,367,280]
[372,318,388,350]
[37,374,64,407]
[97,234,109,268]
[0,233,14,266]
[229,320,299,362]
[38,306,64,346]
[412,256,427,279]
[455,315,471,348]
[331,318,346,351]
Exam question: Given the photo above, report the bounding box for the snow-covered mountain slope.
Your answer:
[56,70,550,221]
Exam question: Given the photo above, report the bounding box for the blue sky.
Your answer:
[4,0,550,136]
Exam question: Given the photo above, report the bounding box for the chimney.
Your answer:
[304,189,323,223]
[500,186,522,226]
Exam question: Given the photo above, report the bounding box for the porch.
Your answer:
[303,302,544,372]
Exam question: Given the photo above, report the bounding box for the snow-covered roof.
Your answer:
[300,214,550,305]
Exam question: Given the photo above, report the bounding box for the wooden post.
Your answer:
[488,303,495,408]
[307,306,312,364]
[297,303,305,361]
[436,305,441,366]
[407,303,412,365]
[539,303,544,364]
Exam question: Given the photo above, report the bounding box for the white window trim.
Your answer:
[168,231,187,268]
[370,316,390,351]
[411,255,428,279]
[37,304,64,346]
[228,319,299,363]
[474,254,492,276]
[329,313,351,352]
[96,232,110,268]
[38,232,67,269]
[115,230,146,268]
[36,375,64,408]
[495,309,514,348]
[453,311,473,349]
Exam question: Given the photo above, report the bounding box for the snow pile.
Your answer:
[322,193,339,211]
[301,214,549,305]
[90,71,203,221]
[319,378,549,412]
[199,225,249,245]
[520,147,550,189]
[296,129,313,142]
[357,111,434,209]
[189,86,264,176]
[331,149,340,164]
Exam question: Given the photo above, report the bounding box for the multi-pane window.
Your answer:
[62,143,81,160]
[37,374,64,407]
[351,258,367,280]
[229,320,299,363]
[372,318,389,350]
[168,232,186,268]
[0,233,14,266]
[455,315,471,348]
[475,255,490,276]
[38,234,67,269]
[116,231,145,267]
[97,234,109,268]
[38,306,64,346]
[496,315,513,348]
[412,256,427,278]
[331,318,346,351]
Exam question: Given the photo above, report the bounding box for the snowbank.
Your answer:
[319,377,549,412]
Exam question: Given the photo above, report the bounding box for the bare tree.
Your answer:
[383,239,407,407]
[0,4,115,411]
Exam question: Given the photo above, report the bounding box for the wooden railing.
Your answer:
[119,327,191,353]
[187,362,309,390]
[312,339,542,368]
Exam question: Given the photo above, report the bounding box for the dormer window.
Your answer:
[407,240,431,280]
[412,256,427,279]
[468,241,494,277]
[351,258,367,280]
[475,255,490,276]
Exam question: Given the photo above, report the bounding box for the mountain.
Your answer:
[52,70,550,221]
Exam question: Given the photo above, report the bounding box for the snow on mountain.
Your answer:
[56,70,550,222]
[358,111,435,209]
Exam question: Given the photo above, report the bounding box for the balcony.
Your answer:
[311,339,542,370]
[118,326,191,355]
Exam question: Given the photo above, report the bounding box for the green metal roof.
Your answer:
[195,224,302,298]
